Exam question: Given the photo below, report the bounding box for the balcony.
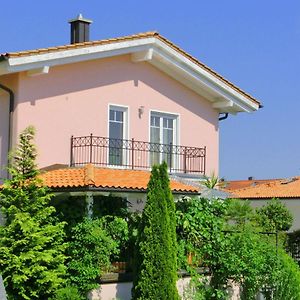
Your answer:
[70,135,206,174]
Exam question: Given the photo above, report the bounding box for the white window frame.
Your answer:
[149,110,180,168]
[107,104,129,167]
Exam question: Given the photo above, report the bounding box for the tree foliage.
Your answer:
[201,173,220,189]
[0,127,67,300]
[50,286,83,300]
[176,197,229,299]
[176,197,294,299]
[225,199,255,226]
[67,217,128,296]
[221,227,278,299]
[256,198,293,232]
[132,162,179,300]
[272,249,300,299]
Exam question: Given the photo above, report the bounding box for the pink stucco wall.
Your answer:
[3,54,219,174]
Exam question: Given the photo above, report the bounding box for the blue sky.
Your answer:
[1,1,299,180]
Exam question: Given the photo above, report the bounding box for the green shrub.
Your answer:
[132,162,179,300]
[67,217,128,296]
[224,227,278,299]
[51,286,83,300]
[256,198,293,232]
[175,198,290,299]
[176,197,228,270]
[97,215,129,262]
[225,199,255,225]
[0,127,67,300]
[51,196,86,236]
[271,249,300,300]
[93,194,128,218]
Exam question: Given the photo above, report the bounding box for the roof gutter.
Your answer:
[0,83,14,175]
[49,186,200,195]
[218,113,228,121]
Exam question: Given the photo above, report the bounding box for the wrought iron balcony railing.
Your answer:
[70,135,206,174]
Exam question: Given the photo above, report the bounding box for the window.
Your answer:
[108,105,128,165]
[150,112,178,166]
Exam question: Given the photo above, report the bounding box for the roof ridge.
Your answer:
[2,31,159,57]
[84,164,95,186]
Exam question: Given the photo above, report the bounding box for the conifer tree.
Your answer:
[132,162,179,300]
[0,127,67,300]
[159,162,178,282]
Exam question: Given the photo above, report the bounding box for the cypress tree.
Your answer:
[159,162,178,285]
[132,163,179,300]
[0,127,67,300]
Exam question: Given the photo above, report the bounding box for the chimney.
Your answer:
[68,14,92,44]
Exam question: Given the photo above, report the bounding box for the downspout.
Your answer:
[0,83,14,173]
[218,113,228,121]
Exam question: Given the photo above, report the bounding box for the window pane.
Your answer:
[150,127,160,166]
[151,116,155,126]
[109,122,123,140]
[151,116,160,127]
[163,118,167,128]
[163,118,173,129]
[163,128,173,145]
[109,109,115,121]
[116,110,123,122]
[109,122,123,165]
[150,127,160,144]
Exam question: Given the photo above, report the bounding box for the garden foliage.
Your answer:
[0,127,67,300]
[67,217,128,296]
[256,198,293,232]
[176,196,296,299]
[272,249,300,299]
[132,162,179,300]
[50,285,82,300]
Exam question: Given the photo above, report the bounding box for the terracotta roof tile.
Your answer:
[222,178,282,191]
[229,177,300,199]
[1,31,260,106]
[39,164,198,193]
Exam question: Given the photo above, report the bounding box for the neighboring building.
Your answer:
[221,177,282,192]
[225,177,300,231]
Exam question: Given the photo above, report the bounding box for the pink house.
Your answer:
[0,15,262,299]
[0,15,260,188]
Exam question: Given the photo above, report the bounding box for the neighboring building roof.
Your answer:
[0,31,260,113]
[222,178,282,191]
[39,164,199,194]
[228,177,300,199]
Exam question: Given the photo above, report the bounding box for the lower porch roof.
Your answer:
[39,164,199,195]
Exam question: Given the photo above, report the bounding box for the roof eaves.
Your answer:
[1,31,260,106]
[49,185,199,194]
[154,34,260,106]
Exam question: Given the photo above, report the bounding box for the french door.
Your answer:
[109,106,127,165]
[150,112,177,167]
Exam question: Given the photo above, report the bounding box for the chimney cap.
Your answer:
[68,14,93,24]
